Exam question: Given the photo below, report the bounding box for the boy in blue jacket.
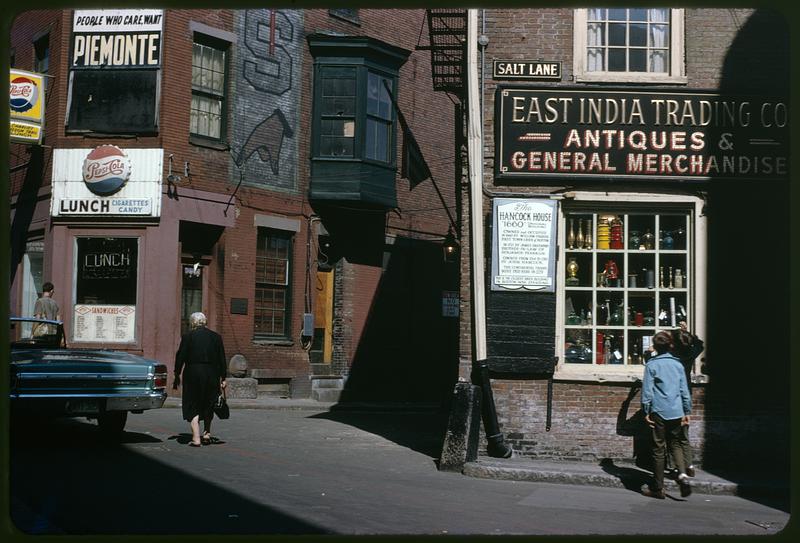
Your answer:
[641,331,692,499]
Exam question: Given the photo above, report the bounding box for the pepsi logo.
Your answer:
[82,145,131,196]
[10,76,39,113]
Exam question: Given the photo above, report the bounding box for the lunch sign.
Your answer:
[495,87,789,182]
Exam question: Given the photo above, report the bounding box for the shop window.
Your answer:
[20,239,44,335]
[559,198,704,377]
[573,8,686,83]
[191,35,229,141]
[254,228,293,339]
[74,237,138,343]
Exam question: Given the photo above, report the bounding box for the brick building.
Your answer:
[454,7,790,474]
[9,9,460,403]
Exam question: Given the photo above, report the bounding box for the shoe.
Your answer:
[189,441,202,447]
[642,488,666,499]
[685,465,696,478]
[678,476,692,497]
[201,434,211,446]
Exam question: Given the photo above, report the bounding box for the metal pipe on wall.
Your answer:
[467,9,512,459]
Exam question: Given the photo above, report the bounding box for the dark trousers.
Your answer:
[651,413,687,491]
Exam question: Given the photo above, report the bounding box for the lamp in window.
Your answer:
[442,228,460,264]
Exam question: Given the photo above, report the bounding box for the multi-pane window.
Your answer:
[561,209,693,367]
[365,72,392,162]
[573,8,685,83]
[191,37,228,140]
[313,63,397,164]
[254,229,292,338]
[319,66,356,157]
[586,8,670,73]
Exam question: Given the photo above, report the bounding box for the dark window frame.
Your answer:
[254,228,294,340]
[190,33,230,143]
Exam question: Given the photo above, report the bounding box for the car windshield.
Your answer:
[10,318,65,349]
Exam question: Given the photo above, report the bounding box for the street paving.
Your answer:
[7,406,791,536]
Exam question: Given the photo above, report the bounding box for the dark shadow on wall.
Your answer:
[9,146,46,286]
[9,417,329,535]
[334,235,460,405]
[699,8,791,497]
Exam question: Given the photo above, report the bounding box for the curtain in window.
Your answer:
[587,22,605,71]
[648,9,669,73]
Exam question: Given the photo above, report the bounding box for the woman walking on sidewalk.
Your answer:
[173,312,227,447]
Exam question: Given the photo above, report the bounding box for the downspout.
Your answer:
[466,9,512,459]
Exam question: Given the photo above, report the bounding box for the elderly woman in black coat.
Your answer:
[173,312,227,446]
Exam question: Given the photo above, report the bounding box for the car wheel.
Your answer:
[97,411,128,436]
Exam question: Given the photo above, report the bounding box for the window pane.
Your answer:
[365,118,390,162]
[367,72,392,120]
[629,23,647,46]
[649,24,669,48]
[650,50,668,73]
[587,48,605,71]
[608,23,627,46]
[608,9,627,21]
[649,8,668,23]
[629,49,646,71]
[587,23,605,46]
[608,49,626,71]
[587,8,606,20]
[629,8,647,21]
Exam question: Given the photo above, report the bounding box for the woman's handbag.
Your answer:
[213,389,230,419]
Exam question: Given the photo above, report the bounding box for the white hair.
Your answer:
[190,312,207,329]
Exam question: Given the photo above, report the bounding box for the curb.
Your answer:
[463,459,789,498]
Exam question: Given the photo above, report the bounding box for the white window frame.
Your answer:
[573,8,687,84]
[554,191,706,383]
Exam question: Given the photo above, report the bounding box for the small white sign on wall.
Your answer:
[491,198,558,292]
[73,304,136,343]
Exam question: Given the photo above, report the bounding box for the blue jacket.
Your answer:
[641,353,692,420]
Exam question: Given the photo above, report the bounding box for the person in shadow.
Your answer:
[173,312,227,447]
[640,331,692,499]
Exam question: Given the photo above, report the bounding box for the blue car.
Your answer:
[10,317,168,435]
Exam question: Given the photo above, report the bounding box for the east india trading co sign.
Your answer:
[495,87,789,182]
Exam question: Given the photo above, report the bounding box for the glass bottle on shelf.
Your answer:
[629,230,641,250]
[576,221,584,248]
[583,219,593,249]
[567,219,576,249]
[661,230,674,249]
[642,229,655,250]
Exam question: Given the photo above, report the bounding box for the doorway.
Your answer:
[180,262,203,336]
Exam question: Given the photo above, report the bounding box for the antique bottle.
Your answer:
[629,230,641,250]
[583,219,593,249]
[576,221,584,248]
[642,229,655,250]
[661,230,674,250]
[567,219,576,249]
[674,268,684,288]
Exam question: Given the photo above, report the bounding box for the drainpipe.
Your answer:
[466,8,512,459]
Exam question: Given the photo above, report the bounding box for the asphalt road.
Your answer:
[8,406,791,536]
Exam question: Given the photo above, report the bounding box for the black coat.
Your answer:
[175,326,227,380]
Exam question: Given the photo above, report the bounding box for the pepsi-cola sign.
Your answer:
[82,145,131,195]
[10,75,39,113]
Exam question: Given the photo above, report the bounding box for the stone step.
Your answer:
[313,388,342,403]
[312,376,344,389]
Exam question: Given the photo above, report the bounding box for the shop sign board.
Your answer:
[495,86,790,182]
[71,9,163,68]
[491,198,558,292]
[73,304,136,343]
[10,69,46,144]
[51,148,163,217]
[493,60,561,81]
[442,291,460,317]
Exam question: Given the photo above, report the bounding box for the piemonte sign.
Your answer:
[495,86,789,182]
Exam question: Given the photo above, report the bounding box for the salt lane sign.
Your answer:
[493,60,561,81]
[495,86,790,182]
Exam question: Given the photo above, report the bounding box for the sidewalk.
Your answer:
[163,396,789,500]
